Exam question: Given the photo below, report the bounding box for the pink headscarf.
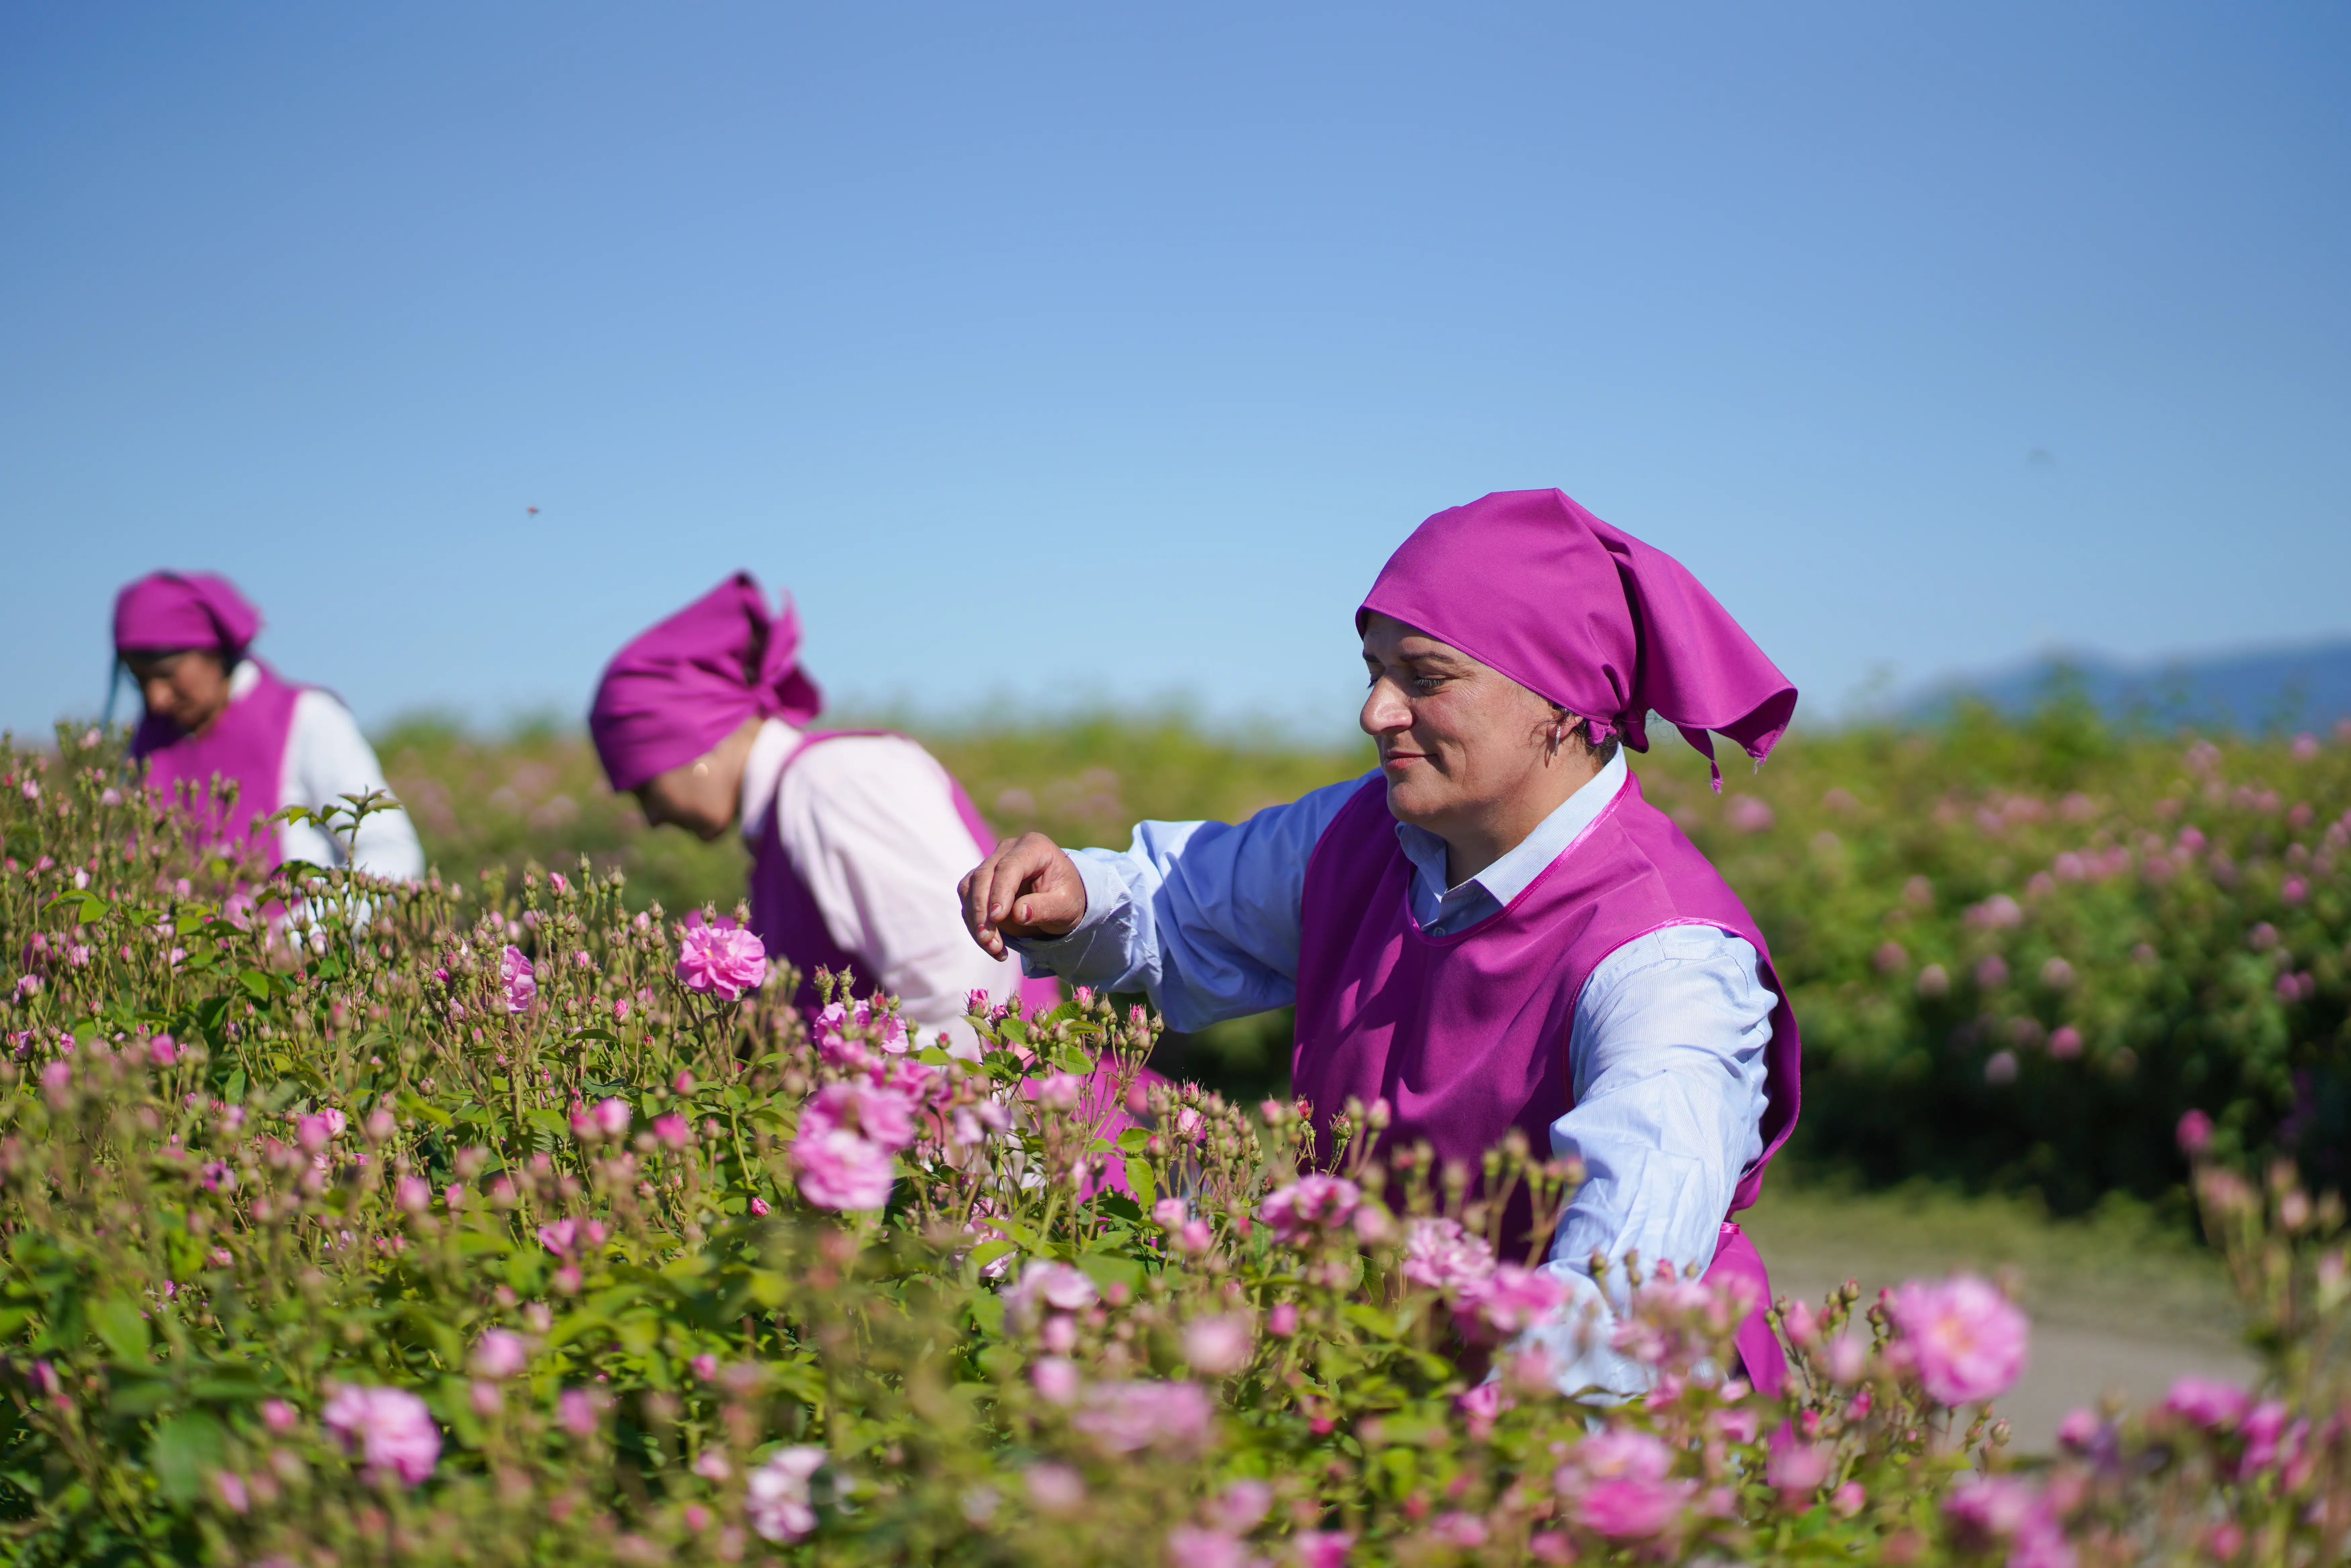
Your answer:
[588,572,824,792]
[113,572,263,656]
[1360,489,1796,788]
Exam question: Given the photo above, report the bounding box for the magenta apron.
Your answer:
[130,659,303,862]
[1290,769,1801,1393]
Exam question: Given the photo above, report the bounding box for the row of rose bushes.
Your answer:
[1649,705,2351,1209]
[364,702,2351,1210]
[0,730,2345,1565]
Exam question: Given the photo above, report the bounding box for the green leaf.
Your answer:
[149,1410,227,1506]
[1074,1252,1143,1293]
[399,1091,453,1128]
[237,968,274,1001]
[1122,1158,1157,1209]
[90,1295,150,1364]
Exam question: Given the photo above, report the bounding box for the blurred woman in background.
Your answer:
[114,570,424,881]
[589,572,1056,1057]
[961,489,1803,1398]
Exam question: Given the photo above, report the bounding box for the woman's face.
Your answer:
[633,716,762,842]
[123,648,233,738]
[1359,613,1564,836]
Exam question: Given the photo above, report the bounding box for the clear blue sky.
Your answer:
[4,3,2346,741]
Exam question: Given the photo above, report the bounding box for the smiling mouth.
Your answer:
[1380,751,1429,769]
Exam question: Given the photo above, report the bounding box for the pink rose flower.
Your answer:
[793,1127,897,1210]
[1005,1261,1098,1330]
[1573,1477,1695,1539]
[471,1328,531,1379]
[1030,1356,1080,1404]
[1267,1302,1298,1338]
[147,1034,177,1067]
[1212,1479,1273,1531]
[1293,1532,1354,1568]
[1400,1217,1497,1291]
[1166,1527,1244,1568]
[675,925,768,1001]
[537,1218,579,1255]
[1072,1379,1213,1455]
[745,1446,826,1542]
[1181,1314,1253,1376]
[653,1112,692,1148]
[2176,1110,2214,1155]
[1887,1274,2029,1405]
[499,946,537,1014]
[592,1096,631,1138]
[1259,1173,1362,1242]
[2163,1375,2251,1429]
[1456,1264,1569,1340]
[799,1080,919,1151]
[321,1385,441,1486]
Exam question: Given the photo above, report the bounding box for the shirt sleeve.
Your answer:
[278,691,426,882]
[1522,925,1776,1399]
[772,737,1031,1051]
[1011,771,1376,1033]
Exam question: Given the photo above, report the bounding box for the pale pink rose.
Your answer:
[1830,1481,1865,1517]
[1766,1432,1832,1494]
[1030,1356,1081,1404]
[537,1218,579,1255]
[1032,1071,1087,1111]
[1456,1381,1508,1422]
[745,1446,825,1542]
[1212,1479,1273,1531]
[692,1449,731,1481]
[297,1114,333,1153]
[793,1127,897,1210]
[558,1388,603,1436]
[148,1034,177,1067]
[260,1398,298,1432]
[1292,1531,1354,1568]
[320,1385,441,1486]
[1942,1476,2040,1544]
[1005,1260,1098,1329]
[1456,1264,1569,1340]
[1431,1513,1488,1546]
[1573,1477,1694,1538]
[470,1381,502,1417]
[1826,1334,1869,1384]
[1182,1314,1253,1376]
[653,1113,693,1148]
[749,1196,771,1216]
[814,998,908,1057]
[2163,1376,2251,1429]
[675,924,768,1001]
[691,1354,718,1381]
[471,1329,531,1379]
[1400,1217,1497,1291]
[1152,1198,1189,1229]
[1267,1302,1298,1338]
[395,1176,431,1214]
[1166,1526,1244,1568]
[499,946,537,1014]
[1571,1427,1674,1483]
[211,1471,249,1513]
[592,1097,631,1137]
[799,1080,919,1151]
[1259,1174,1362,1242]
[1072,1379,1213,1455]
[1887,1274,2029,1404]
[1177,1219,1214,1253]
[1026,1462,1086,1513]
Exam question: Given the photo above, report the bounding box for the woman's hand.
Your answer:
[960,832,1086,958]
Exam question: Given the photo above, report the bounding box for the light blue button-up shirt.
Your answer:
[1014,754,1778,1396]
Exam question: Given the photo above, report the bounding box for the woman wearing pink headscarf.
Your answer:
[113,571,424,880]
[589,573,1058,1056]
[962,490,1802,1398]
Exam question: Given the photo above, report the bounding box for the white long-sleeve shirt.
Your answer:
[223,659,425,881]
[739,720,1032,1050]
[1013,754,1775,1397]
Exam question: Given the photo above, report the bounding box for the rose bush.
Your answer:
[0,727,2344,1565]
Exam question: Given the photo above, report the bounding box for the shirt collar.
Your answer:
[1394,750,1630,913]
[738,718,803,846]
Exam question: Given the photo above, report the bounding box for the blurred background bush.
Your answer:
[378,699,2350,1214]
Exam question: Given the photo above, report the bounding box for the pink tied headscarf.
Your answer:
[589,572,824,792]
[113,572,263,656]
[1359,489,1796,790]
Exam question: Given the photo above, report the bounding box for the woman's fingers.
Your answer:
[960,834,1082,955]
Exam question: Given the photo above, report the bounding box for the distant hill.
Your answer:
[1916,638,2351,734]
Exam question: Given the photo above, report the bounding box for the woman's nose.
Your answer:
[1359,679,1410,735]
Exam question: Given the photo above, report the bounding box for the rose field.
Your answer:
[0,705,2347,1566]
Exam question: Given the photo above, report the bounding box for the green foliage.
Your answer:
[0,728,2346,1566]
[375,706,2351,1211]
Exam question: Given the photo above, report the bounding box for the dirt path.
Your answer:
[1741,1182,2260,1452]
